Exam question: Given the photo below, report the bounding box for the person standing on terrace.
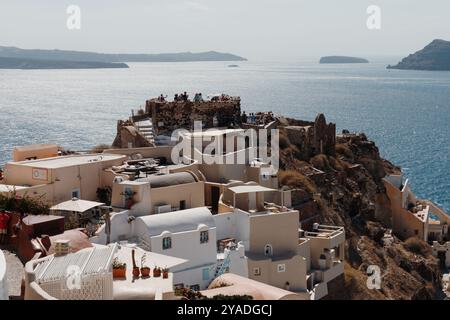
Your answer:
[241,111,248,123]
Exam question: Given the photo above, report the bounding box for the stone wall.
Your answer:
[285,113,336,160]
[112,120,153,149]
[146,99,241,136]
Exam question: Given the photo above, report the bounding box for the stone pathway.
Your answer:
[1,247,24,297]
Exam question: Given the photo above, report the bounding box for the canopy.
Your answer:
[228,185,276,194]
[50,198,104,213]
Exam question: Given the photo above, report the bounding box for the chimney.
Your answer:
[54,239,71,256]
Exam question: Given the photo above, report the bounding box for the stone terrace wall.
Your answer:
[284,113,336,160]
[147,99,241,136]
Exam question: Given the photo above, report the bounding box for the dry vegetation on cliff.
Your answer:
[278,124,443,300]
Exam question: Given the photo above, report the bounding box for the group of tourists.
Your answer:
[241,111,275,125]
[211,94,232,102]
[174,92,190,102]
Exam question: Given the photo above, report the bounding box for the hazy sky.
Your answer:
[1,0,450,61]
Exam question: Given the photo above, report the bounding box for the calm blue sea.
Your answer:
[0,60,449,212]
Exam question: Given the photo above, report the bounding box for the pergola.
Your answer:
[50,198,105,213]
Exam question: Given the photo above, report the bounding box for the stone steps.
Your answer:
[135,119,155,144]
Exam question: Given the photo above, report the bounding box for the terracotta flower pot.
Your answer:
[163,271,169,279]
[141,267,151,277]
[113,268,126,279]
[133,267,140,277]
[153,268,161,278]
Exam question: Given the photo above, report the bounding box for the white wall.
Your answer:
[172,264,217,290]
[214,211,250,248]
[91,210,132,244]
[0,250,8,300]
[227,242,249,278]
[147,228,217,271]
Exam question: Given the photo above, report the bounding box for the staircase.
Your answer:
[135,119,155,145]
[214,250,231,278]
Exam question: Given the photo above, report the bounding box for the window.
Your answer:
[253,267,261,276]
[202,268,210,281]
[277,264,286,273]
[190,284,200,292]
[162,237,172,250]
[264,244,273,257]
[71,189,80,199]
[200,231,209,244]
[179,200,186,210]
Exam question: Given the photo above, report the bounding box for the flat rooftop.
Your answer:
[11,154,126,169]
[14,144,58,152]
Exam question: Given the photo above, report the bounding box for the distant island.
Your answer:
[0,46,247,70]
[228,64,239,68]
[0,57,128,70]
[320,56,369,64]
[387,39,450,71]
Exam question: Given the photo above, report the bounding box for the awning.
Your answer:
[50,198,104,213]
[228,185,276,194]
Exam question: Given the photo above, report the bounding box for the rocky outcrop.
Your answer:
[147,99,242,136]
[387,39,450,71]
[284,114,336,161]
[112,120,154,149]
[279,121,443,300]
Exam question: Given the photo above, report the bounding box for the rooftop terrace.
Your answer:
[12,154,126,169]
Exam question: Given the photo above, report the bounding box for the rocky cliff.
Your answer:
[278,122,443,300]
[387,39,450,71]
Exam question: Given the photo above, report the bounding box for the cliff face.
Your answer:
[387,39,450,71]
[278,124,443,300]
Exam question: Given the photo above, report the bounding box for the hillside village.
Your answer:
[0,94,448,300]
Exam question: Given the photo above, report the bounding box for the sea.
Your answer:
[0,60,449,213]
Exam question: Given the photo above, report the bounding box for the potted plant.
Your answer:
[140,253,151,277]
[153,266,161,278]
[112,257,127,279]
[162,267,169,279]
[131,249,140,277]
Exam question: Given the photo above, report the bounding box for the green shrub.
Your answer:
[0,190,49,215]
